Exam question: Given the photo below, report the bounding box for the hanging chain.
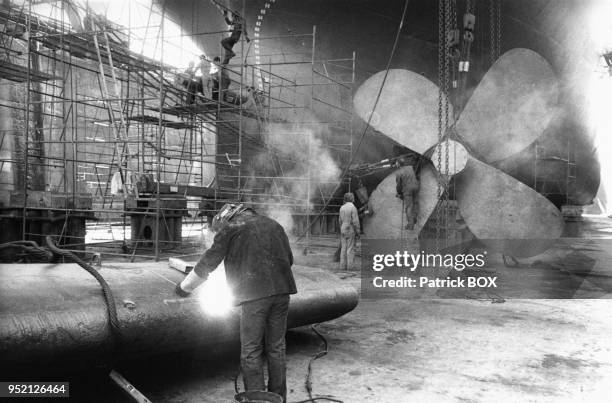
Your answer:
[435,0,453,251]
[436,0,445,251]
[444,0,453,249]
[489,0,495,65]
[489,0,501,64]
[496,0,501,59]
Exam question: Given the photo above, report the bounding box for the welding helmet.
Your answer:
[210,203,248,232]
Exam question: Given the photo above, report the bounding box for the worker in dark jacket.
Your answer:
[176,203,296,402]
[219,8,250,64]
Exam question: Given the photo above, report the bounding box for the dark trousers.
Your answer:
[240,294,290,402]
[183,79,202,104]
[211,79,220,101]
[221,34,239,52]
[220,76,231,102]
[402,190,419,229]
[222,31,241,64]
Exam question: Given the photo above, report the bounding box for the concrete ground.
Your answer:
[68,217,612,402]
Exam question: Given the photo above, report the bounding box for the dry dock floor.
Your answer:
[66,217,612,402]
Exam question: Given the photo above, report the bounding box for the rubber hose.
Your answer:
[45,235,122,341]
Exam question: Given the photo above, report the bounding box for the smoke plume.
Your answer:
[252,121,341,235]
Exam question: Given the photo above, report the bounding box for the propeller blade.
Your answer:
[353,69,451,154]
[456,48,558,163]
[455,158,564,257]
[363,163,441,239]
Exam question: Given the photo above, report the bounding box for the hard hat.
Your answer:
[210,203,249,232]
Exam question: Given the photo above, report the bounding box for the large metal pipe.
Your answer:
[0,263,358,374]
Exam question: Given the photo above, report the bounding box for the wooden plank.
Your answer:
[0,62,58,82]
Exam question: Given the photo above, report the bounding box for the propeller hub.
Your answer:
[429,139,469,175]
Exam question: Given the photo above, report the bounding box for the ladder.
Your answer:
[90,17,136,195]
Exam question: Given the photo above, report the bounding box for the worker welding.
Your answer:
[175,203,297,401]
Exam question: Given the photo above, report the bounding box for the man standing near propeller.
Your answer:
[395,156,420,230]
[338,192,360,271]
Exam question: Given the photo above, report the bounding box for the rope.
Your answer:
[45,235,122,342]
[296,0,411,243]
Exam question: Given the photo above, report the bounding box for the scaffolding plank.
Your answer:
[93,115,196,129]
[127,115,195,129]
[0,61,59,82]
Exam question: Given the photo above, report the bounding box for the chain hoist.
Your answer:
[448,0,460,91]
[458,0,475,101]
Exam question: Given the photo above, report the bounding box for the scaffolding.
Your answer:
[0,0,355,261]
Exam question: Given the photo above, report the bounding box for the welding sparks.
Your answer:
[195,263,234,316]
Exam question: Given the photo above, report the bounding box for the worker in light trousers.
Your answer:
[338,192,360,271]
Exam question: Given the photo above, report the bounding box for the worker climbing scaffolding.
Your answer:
[211,0,251,65]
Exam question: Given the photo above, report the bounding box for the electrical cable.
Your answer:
[306,325,328,398]
[45,235,122,342]
[299,324,343,403]
[296,0,412,243]
[233,324,344,403]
